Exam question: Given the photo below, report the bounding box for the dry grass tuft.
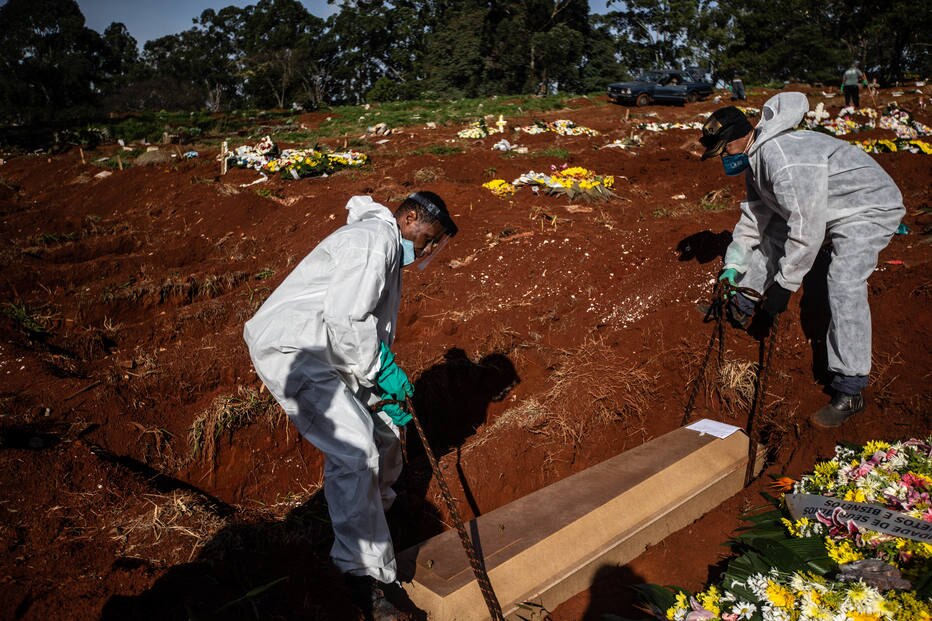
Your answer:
[414,166,444,183]
[714,357,759,418]
[871,351,904,410]
[130,422,176,466]
[112,490,227,563]
[469,338,657,451]
[698,187,732,212]
[189,385,280,462]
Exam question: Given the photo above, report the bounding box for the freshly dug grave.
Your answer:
[0,85,929,620]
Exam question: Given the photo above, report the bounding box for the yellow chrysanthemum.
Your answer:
[863,440,890,454]
[912,140,932,155]
[765,582,795,608]
[560,166,591,179]
[698,586,721,616]
[844,488,868,502]
[482,179,515,197]
[825,538,865,564]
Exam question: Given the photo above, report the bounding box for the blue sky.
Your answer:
[72,0,612,47]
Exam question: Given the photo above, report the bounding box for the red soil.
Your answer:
[0,85,929,620]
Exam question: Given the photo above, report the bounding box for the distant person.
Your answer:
[730,75,746,101]
[842,61,867,107]
[698,93,904,428]
[244,192,458,619]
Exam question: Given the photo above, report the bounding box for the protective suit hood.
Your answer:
[749,92,809,155]
[345,194,398,230]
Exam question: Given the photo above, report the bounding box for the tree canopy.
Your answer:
[0,0,927,123]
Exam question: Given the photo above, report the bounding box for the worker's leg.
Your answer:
[825,210,901,390]
[370,406,403,511]
[292,374,397,583]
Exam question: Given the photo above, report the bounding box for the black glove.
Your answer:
[761,283,791,316]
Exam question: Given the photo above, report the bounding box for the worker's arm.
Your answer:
[322,241,390,387]
[723,177,772,274]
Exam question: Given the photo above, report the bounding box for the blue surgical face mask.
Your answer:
[400,238,415,266]
[722,152,750,176]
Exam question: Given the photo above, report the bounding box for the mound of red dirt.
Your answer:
[0,86,929,620]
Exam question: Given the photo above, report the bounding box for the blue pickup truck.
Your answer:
[607,70,714,106]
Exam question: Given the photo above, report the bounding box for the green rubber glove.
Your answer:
[377,342,414,401]
[718,268,738,286]
[382,402,412,426]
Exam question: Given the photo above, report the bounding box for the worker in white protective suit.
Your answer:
[243,192,457,620]
[698,92,904,428]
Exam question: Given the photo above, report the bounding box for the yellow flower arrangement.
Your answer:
[511,165,616,202]
[482,179,516,198]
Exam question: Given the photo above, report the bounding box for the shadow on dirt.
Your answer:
[402,349,519,534]
[100,348,518,620]
[799,248,833,387]
[579,563,649,620]
[676,230,732,264]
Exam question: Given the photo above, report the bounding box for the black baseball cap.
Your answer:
[699,106,754,160]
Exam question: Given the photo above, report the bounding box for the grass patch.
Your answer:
[33,231,78,245]
[255,187,285,200]
[92,150,143,170]
[651,188,735,219]
[253,268,275,281]
[2,301,53,337]
[308,92,588,140]
[102,271,251,306]
[533,147,571,159]
[699,188,733,212]
[188,386,279,462]
[412,144,462,156]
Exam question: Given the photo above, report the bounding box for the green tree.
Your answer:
[580,15,630,92]
[420,3,488,98]
[326,0,441,103]
[606,0,701,70]
[140,8,242,111]
[709,0,845,84]
[237,0,327,108]
[828,0,931,84]
[98,23,140,98]
[0,0,107,122]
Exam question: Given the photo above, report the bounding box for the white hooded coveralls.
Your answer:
[724,92,904,384]
[243,196,404,582]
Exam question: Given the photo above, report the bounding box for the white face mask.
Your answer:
[400,238,416,266]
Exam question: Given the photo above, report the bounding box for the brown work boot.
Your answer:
[345,574,413,621]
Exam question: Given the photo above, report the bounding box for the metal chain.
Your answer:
[373,397,505,620]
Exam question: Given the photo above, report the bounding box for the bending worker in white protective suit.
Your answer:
[243,192,457,620]
[698,92,904,428]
